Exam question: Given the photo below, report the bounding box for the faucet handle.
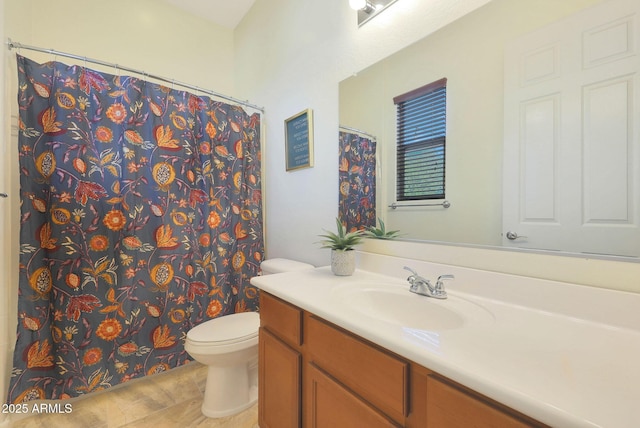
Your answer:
[403,266,419,276]
[435,274,454,291]
[403,266,419,283]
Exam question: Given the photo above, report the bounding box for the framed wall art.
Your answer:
[285,109,314,171]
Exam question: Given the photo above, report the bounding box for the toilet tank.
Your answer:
[260,258,314,275]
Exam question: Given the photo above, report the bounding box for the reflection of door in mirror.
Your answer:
[503,0,640,257]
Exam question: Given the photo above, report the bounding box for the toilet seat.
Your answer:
[187,312,259,345]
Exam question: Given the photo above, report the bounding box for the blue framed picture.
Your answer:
[285,109,314,171]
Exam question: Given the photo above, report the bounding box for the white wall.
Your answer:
[0,0,237,412]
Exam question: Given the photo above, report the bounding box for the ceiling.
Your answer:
[164,0,257,29]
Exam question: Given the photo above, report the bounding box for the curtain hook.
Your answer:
[114,63,120,77]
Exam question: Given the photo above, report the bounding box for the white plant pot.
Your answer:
[331,249,356,276]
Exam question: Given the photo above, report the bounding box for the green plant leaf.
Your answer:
[317,217,365,250]
[365,217,401,240]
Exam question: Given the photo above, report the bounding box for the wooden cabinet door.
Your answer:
[305,364,401,428]
[426,376,539,428]
[259,328,302,428]
[305,314,409,423]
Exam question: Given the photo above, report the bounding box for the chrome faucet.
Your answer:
[403,267,454,300]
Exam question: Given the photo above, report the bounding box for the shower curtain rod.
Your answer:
[339,125,376,140]
[6,38,264,113]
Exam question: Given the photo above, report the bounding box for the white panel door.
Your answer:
[503,0,640,257]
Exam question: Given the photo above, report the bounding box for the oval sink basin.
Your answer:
[332,282,494,331]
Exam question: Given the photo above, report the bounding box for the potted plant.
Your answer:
[365,217,401,240]
[318,218,364,276]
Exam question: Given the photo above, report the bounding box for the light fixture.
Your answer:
[350,0,399,27]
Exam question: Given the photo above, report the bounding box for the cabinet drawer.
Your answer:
[260,292,303,346]
[305,314,409,424]
[426,376,543,428]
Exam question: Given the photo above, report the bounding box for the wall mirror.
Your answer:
[339,0,640,260]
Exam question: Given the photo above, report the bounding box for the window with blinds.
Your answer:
[394,78,447,201]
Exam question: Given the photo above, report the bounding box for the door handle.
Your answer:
[505,231,527,240]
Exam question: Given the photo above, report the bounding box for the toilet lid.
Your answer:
[187,312,259,344]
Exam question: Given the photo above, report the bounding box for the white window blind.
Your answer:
[394,78,447,201]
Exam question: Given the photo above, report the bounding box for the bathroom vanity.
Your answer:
[250,252,640,427]
[259,291,541,427]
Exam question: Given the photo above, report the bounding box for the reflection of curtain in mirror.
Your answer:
[8,55,263,402]
[338,131,376,231]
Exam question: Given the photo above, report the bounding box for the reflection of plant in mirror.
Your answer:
[366,218,401,240]
[318,218,365,251]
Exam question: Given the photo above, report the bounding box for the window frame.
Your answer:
[393,78,447,202]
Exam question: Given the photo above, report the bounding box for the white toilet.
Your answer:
[185,258,314,418]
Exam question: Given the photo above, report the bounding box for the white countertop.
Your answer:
[250,252,640,428]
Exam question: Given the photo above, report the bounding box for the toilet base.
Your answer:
[201,386,258,418]
[200,358,258,418]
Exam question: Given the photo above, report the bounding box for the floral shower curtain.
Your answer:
[8,55,263,403]
[338,131,376,231]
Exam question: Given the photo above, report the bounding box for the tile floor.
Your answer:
[4,362,258,428]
